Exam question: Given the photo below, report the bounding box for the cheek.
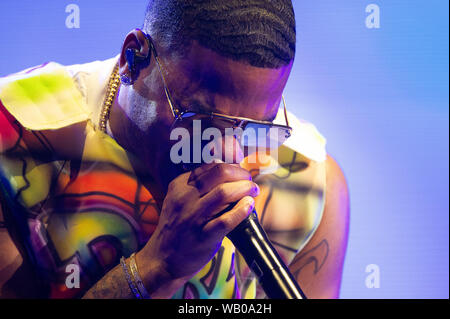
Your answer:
[122,86,158,132]
[143,67,161,93]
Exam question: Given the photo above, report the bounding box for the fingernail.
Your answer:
[246,198,255,212]
[253,183,260,196]
[244,196,255,210]
[212,158,224,164]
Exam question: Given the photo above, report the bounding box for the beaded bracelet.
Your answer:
[120,256,142,299]
[129,253,151,299]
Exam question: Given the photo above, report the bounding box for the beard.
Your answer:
[119,85,158,132]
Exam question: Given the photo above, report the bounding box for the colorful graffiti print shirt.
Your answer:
[0,57,327,299]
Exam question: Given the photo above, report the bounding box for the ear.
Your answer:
[119,29,152,83]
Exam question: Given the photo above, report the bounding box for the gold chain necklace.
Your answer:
[99,62,121,133]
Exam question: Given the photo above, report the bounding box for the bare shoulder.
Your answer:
[324,154,350,224]
[288,153,350,299]
[322,153,350,252]
[322,153,350,257]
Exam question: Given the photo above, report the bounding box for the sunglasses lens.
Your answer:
[240,123,290,148]
[173,112,291,150]
[180,112,197,119]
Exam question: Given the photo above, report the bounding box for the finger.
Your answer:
[189,163,252,196]
[188,161,244,183]
[187,161,223,182]
[203,196,255,238]
[167,170,197,197]
[198,180,259,218]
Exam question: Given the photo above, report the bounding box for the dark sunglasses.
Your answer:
[133,31,293,149]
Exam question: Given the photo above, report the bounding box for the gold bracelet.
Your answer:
[129,253,151,299]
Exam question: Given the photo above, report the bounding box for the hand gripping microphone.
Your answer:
[227,209,307,299]
[180,138,305,298]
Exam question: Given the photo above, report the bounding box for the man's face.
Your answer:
[120,40,293,187]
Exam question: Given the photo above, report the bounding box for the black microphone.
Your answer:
[227,209,307,299]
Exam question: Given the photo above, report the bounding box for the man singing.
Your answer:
[0,0,349,299]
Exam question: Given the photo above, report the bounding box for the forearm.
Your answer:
[83,251,186,299]
[82,261,135,299]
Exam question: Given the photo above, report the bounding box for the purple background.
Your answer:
[0,1,448,298]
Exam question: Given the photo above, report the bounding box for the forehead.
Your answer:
[162,41,293,120]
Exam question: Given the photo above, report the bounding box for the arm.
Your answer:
[85,163,259,299]
[82,251,184,299]
[288,154,350,299]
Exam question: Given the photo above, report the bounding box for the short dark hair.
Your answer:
[143,0,296,69]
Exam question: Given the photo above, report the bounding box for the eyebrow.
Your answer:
[188,99,215,113]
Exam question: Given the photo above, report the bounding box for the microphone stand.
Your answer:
[227,209,307,299]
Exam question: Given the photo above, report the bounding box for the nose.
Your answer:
[211,133,279,176]
[210,133,245,164]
